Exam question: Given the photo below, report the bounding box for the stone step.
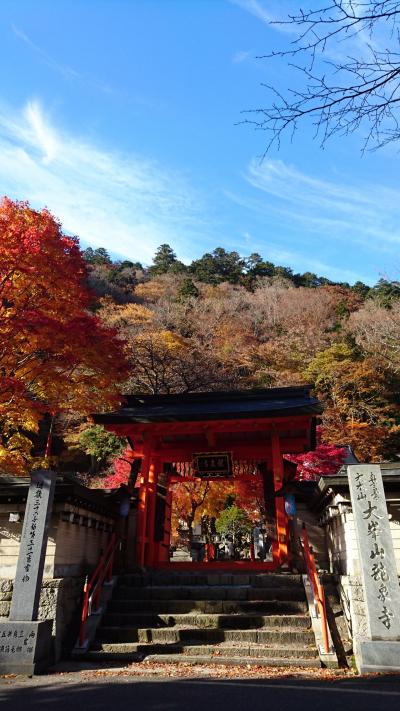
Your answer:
[140,654,321,668]
[88,571,319,670]
[106,599,308,617]
[98,626,314,645]
[89,642,318,660]
[85,649,320,668]
[97,612,310,630]
[118,573,303,588]
[114,586,306,602]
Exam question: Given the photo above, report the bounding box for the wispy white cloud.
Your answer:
[12,24,115,94]
[12,24,162,109]
[12,25,81,82]
[244,158,400,248]
[268,247,366,285]
[0,100,204,262]
[232,220,368,284]
[225,158,400,283]
[230,0,277,26]
[1,100,393,283]
[24,101,58,164]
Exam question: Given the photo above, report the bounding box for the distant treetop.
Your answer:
[82,241,399,306]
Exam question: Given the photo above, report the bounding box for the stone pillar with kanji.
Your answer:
[0,470,56,675]
[348,464,400,673]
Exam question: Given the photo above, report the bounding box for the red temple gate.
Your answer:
[94,386,322,571]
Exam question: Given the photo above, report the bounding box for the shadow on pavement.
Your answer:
[1,672,400,711]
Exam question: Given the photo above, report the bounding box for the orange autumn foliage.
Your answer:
[170,479,234,542]
[0,198,128,473]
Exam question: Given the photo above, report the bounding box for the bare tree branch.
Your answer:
[244,1,400,152]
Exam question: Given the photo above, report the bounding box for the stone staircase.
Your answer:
[85,571,321,667]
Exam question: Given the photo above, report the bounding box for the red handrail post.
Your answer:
[77,533,119,649]
[92,551,105,612]
[317,579,330,655]
[106,548,115,582]
[301,524,330,655]
[79,575,89,648]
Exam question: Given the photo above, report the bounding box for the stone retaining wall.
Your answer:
[338,575,368,644]
[0,577,84,662]
[337,574,400,650]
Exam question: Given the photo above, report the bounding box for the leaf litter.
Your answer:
[81,661,354,681]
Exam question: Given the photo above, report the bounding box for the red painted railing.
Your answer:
[301,524,330,654]
[79,532,119,648]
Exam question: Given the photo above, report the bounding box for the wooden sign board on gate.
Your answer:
[193,452,232,479]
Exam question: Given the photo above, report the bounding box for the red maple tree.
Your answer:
[104,447,137,488]
[284,427,347,481]
[0,197,129,473]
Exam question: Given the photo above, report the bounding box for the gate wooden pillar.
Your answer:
[136,451,161,567]
[136,446,150,566]
[271,430,290,566]
[163,486,173,559]
[146,455,160,566]
[155,479,173,564]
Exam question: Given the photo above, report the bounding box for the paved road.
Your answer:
[1,672,400,711]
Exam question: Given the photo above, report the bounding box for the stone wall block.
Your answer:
[351,586,364,602]
[0,576,84,661]
[0,580,13,596]
[353,615,369,640]
[352,600,367,617]
[0,601,10,617]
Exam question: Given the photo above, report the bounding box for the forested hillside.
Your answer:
[83,243,400,468]
[1,198,399,477]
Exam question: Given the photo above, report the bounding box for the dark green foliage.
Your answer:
[108,262,138,289]
[352,281,371,298]
[246,253,275,278]
[119,260,138,269]
[190,248,246,284]
[83,247,112,265]
[273,265,294,281]
[149,243,186,275]
[223,493,236,509]
[83,243,396,303]
[85,256,141,305]
[178,277,199,300]
[293,272,333,288]
[370,279,400,308]
[335,300,350,318]
[78,425,125,465]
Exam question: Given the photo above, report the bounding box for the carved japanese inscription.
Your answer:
[0,625,36,657]
[348,464,400,641]
[9,470,56,622]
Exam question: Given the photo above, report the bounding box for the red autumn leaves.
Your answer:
[0,198,128,473]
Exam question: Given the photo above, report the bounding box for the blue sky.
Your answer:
[0,0,399,285]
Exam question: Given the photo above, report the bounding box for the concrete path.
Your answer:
[1,665,400,711]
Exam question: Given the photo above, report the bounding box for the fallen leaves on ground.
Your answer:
[81,661,354,681]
